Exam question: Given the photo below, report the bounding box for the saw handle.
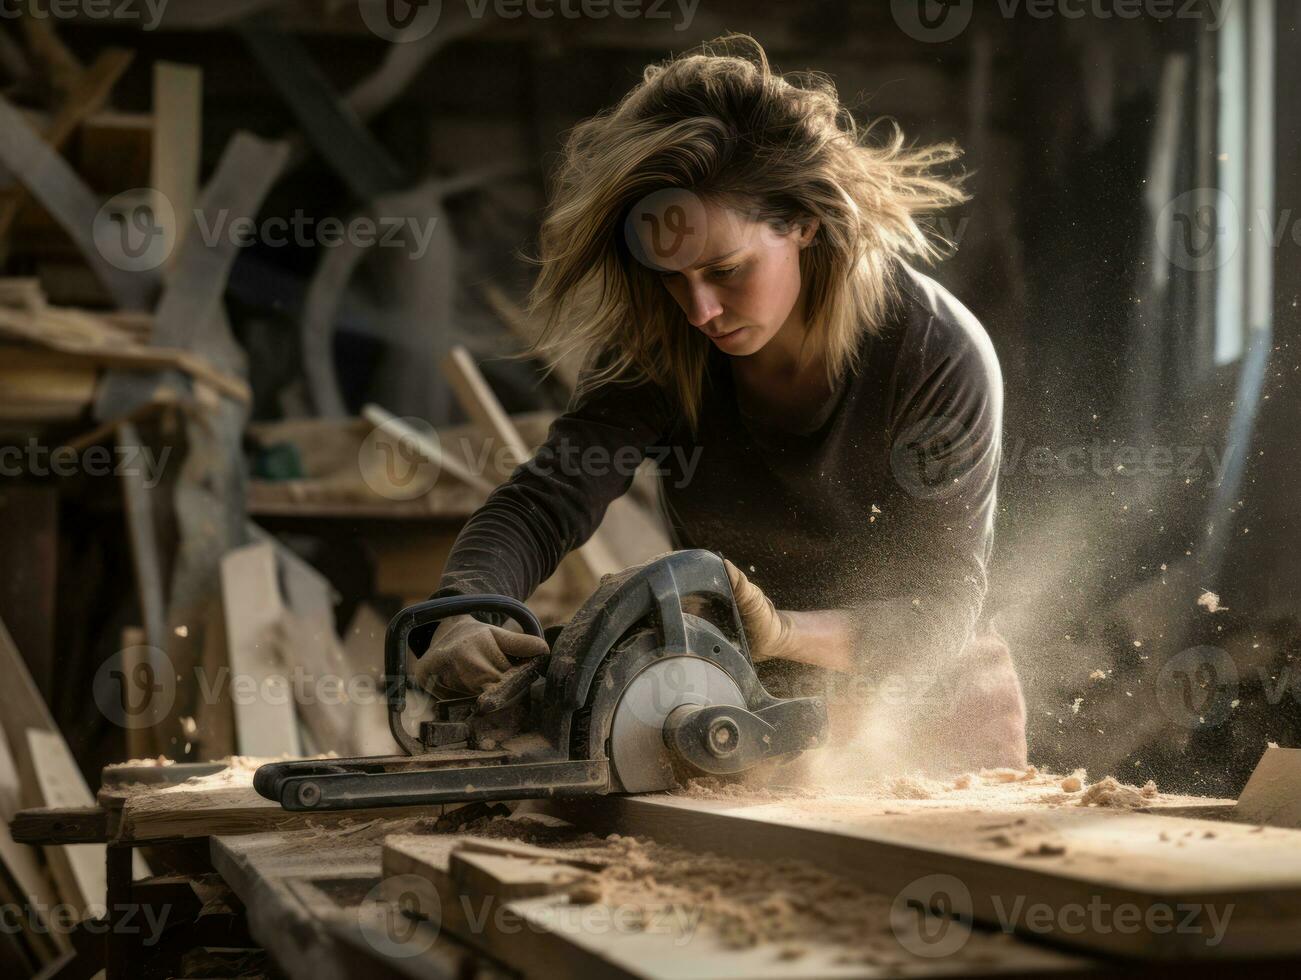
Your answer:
[386,594,545,755]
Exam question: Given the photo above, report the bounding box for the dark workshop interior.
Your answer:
[1,1,1300,977]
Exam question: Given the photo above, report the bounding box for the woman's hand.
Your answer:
[411,614,550,696]
[723,559,854,673]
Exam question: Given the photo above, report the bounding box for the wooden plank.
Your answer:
[341,603,400,756]
[117,785,435,844]
[220,542,301,758]
[9,807,110,846]
[0,345,98,420]
[1236,746,1301,829]
[565,793,1301,959]
[361,404,497,496]
[117,421,168,657]
[0,306,251,403]
[273,541,357,754]
[26,731,105,914]
[0,94,157,310]
[448,848,585,902]
[0,726,68,960]
[0,49,134,242]
[441,346,618,590]
[150,62,202,268]
[383,833,1079,979]
[102,755,494,842]
[0,615,60,806]
[210,823,468,980]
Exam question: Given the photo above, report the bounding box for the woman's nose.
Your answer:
[683,283,723,328]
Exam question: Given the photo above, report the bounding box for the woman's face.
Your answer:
[630,196,818,358]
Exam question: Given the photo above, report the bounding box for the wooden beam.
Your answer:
[0,94,158,310]
[220,543,302,758]
[9,807,110,847]
[361,403,497,496]
[0,49,134,243]
[1236,746,1301,829]
[25,731,105,915]
[150,62,203,269]
[441,345,621,590]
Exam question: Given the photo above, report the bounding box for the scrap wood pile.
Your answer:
[0,619,156,975]
[0,10,674,972]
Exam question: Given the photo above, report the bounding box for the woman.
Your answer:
[413,36,1026,775]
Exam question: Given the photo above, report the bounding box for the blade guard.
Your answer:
[539,549,755,752]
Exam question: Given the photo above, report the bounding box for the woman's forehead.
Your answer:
[625,191,769,273]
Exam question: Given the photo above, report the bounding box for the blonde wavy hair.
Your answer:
[528,34,968,430]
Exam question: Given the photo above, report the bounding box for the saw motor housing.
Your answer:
[254,550,828,811]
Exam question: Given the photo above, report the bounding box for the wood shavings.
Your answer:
[1059,770,1085,793]
[979,765,1039,783]
[457,817,989,964]
[1077,777,1159,808]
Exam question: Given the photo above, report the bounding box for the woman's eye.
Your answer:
[709,266,739,281]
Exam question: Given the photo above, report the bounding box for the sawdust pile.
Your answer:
[460,816,1013,966]
[678,763,1179,811]
[589,835,906,959]
[1077,776,1160,807]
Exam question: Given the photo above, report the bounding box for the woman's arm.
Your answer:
[410,369,673,653]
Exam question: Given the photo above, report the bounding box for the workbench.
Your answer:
[12,759,1301,979]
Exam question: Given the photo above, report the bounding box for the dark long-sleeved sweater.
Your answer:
[423,265,1004,698]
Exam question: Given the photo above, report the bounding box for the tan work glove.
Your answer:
[723,559,794,663]
[411,614,549,696]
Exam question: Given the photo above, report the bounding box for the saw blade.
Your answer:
[608,656,745,793]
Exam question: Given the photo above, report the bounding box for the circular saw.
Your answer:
[254,550,829,811]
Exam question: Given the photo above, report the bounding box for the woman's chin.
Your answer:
[710,325,760,354]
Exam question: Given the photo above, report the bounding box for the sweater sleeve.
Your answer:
[411,369,674,652]
[848,295,1004,680]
